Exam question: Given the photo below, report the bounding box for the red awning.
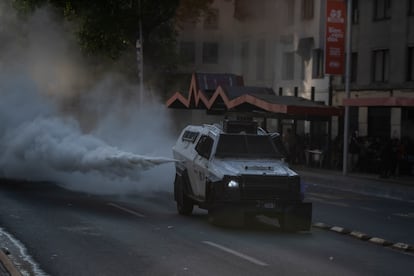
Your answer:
[343,97,414,107]
[166,73,343,119]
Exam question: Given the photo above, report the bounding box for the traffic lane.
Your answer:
[1,182,413,275]
[0,183,347,275]
[108,192,414,275]
[0,183,248,275]
[0,183,331,275]
[307,183,414,245]
[0,184,156,275]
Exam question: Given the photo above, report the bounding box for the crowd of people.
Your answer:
[346,131,412,177]
[281,128,414,177]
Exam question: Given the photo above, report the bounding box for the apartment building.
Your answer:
[176,0,332,134]
[332,0,414,141]
[177,0,330,99]
[176,0,414,140]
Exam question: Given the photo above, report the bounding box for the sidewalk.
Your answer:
[0,248,20,276]
[294,165,414,202]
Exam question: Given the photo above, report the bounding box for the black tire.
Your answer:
[244,214,257,227]
[279,214,309,232]
[208,209,224,225]
[279,216,294,232]
[175,173,193,215]
[279,204,312,232]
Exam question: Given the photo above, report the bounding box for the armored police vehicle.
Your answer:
[172,120,312,231]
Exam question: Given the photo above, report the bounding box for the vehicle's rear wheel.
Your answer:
[279,214,308,232]
[278,215,294,232]
[175,174,193,215]
[279,205,312,232]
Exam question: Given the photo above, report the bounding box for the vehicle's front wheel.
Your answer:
[175,174,193,215]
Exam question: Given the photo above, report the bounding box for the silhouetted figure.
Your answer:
[390,137,402,176]
[349,131,360,172]
[379,139,393,178]
[283,128,297,163]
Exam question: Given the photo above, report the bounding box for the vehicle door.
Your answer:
[188,134,214,199]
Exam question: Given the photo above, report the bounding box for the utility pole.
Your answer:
[136,0,144,106]
[342,0,352,175]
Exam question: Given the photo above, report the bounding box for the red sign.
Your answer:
[325,0,346,75]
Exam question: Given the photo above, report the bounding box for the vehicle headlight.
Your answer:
[227,180,239,188]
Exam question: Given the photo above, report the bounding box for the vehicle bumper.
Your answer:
[210,200,312,231]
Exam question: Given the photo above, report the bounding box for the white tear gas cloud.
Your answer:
[0,2,177,194]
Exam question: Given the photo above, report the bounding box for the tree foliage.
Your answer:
[12,0,212,77]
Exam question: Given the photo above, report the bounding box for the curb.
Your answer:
[368,237,393,246]
[312,222,414,253]
[297,168,414,203]
[330,226,350,234]
[0,248,21,276]
[349,231,371,241]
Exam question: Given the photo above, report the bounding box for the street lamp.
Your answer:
[342,0,352,175]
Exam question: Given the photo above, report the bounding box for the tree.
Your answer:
[12,0,212,79]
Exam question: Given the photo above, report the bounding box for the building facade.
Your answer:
[175,0,414,146]
[177,0,330,101]
[176,0,332,134]
[332,0,414,143]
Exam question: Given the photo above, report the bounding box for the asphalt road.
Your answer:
[0,179,413,276]
[306,183,414,245]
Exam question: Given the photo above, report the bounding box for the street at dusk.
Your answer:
[1,0,414,275]
[1,171,414,275]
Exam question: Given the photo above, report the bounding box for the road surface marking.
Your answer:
[359,207,377,212]
[107,203,146,218]
[307,192,342,200]
[393,212,414,219]
[307,196,350,207]
[202,241,268,266]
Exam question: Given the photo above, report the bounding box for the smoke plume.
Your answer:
[0,1,176,194]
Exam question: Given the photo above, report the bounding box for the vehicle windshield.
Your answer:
[214,134,283,159]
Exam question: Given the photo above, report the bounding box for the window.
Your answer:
[202,42,218,64]
[282,52,295,80]
[368,107,390,138]
[408,46,414,81]
[351,52,358,83]
[372,49,389,82]
[286,0,295,26]
[179,42,195,64]
[234,0,265,21]
[195,135,214,159]
[341,52,358,83]
[234,0,249,20]
[182,131,199,143]
[215,134,281,159]
[302,0,314,20]
[256,39,265,81]
[241,41,249,79]
[204,9,219,29]
[409,0,414,15]
[352,0,359,24]
[312,49,324,79]
[374,0,391,20]
[180,19,197,30]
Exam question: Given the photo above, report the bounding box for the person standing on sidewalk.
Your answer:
[349,130,361,172]
[379,138,393,178]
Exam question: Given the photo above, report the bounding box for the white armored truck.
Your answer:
[172,120,312,231]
